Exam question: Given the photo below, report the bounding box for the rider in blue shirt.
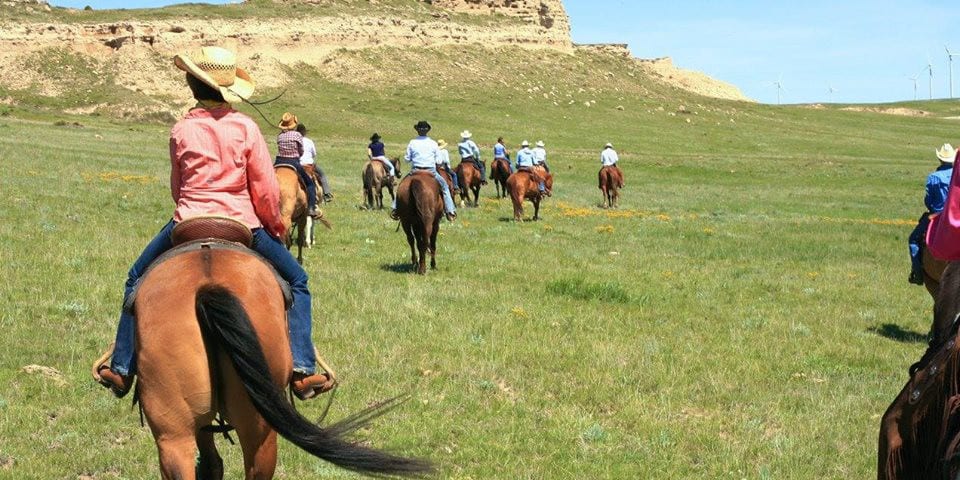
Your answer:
[492,137,513,176]
[390,121,457,221]
[909,143,955,284]
[458,130,487,185]
[515,140,548,196]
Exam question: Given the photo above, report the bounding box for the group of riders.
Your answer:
[363,123,567,222]
[92,45,623,403]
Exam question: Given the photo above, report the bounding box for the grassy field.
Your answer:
[3,41,960,478]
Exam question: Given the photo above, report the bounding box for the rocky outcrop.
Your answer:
[426,0,569,40]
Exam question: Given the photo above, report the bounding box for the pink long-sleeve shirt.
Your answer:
[927,151,960,259]
[169,106,285,238]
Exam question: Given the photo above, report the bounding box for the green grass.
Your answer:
[0,38,955,478]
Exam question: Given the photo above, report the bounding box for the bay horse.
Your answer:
[506,167,553,222]
[599,165,624,208]
[362,158,399,210]
[437,167,457,200]
[396,171,442,274]
[455,160,482,207]
[127,220,432,479]
[490,158,511,199]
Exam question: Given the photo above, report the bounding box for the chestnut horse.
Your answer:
[455,160,483,207]
[362,158,399,210]
[490,158,511,199]
[275,165,310,264]
[506,167,553,222]
[599,165,624,209]
[130,241,431,479]
[396,171,442,274]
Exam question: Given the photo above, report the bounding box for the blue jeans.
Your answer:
[391,167,456,214]
[441,164,459,188]
[909,213,932,274]
[111,221,318,375]
[275,157,317,209]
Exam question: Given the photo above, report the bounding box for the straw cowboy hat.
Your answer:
[460,130,472,139]
[521,140,530,147]
[278,112,298,130]
[174,46,254,103]
[438,139,447,148]
[937,143,957,163]
[604,142,614,148]
[535,140,545,147]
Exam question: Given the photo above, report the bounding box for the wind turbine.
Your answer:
[909,74,919,100]
[927,57,934,100]
[947,45,959,98]
[828,85,838,102]
[767,74,786,105]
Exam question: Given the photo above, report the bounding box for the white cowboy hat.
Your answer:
[937,143,957,163]
[521,140,530,147]
[604,142,613,148]
[535,140,545,147]
[460,130,472,139]
[174,46,254,103]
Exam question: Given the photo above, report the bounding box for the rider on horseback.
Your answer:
[276,112,320,217]
[390,121,457,222]
[368,133,396,181]
[532,140,550,172]
[492,136,513,177]
[95,46,332,401]
[515,140,549,196]
[458,130,487,185]
[297,123,334,203]
[436,139,459,192]
[909,143,956,284]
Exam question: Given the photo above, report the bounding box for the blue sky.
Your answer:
[48,0,960,105]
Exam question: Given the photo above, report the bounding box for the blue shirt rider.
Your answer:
[390,120,457,222]
[909,143,955,284]
[492,137,513,176]
[515,140,548,196]
[458,131,487,185]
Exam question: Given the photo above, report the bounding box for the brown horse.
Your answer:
[923,246,948,300]
[599,165,624,209]
[878,260,960,479]
[129,234,432,478]
[506,167,553,222]
[362,158,399,210]
[437,167,457,198]
[396,171,442,274]
[275,165,309,264]
[490,158,511,199]
[455,160,483,207]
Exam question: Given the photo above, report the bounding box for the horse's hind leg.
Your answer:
[429,220,439,270]
[155,436,199,480]
[197,430,224,480]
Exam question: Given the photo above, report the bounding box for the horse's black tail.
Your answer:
[194,284,433,477]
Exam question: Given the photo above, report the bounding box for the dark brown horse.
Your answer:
[879,259,960,479]
[506,167,553,222]
[923,246,948,300]
[362,158,399,210]
[396,171,442,274]
[490,158,511,199]
[438,167,457,199]
[599,165,624,209]
[127,226,432,479]
[455,160,483,207]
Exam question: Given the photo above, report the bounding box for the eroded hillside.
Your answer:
[0,0,750,119]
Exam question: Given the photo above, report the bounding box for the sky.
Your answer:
[48,0,960,105]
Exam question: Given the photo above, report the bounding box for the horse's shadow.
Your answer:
[380,263,416,274]
[870,323,928,343]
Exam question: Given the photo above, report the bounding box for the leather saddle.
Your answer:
[124,217,292,314]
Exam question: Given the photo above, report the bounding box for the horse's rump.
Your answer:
[599,165,623,189]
